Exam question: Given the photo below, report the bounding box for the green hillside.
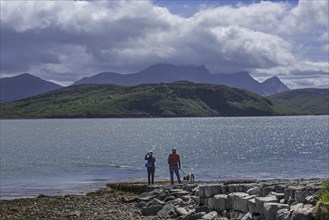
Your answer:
[268,88,329,115]
[0,81,288,119]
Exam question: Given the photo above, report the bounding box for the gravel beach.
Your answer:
[0,183,155,220]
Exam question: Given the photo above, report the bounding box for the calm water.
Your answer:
[1,116,328,199]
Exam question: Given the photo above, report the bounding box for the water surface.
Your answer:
[1,116,328,199]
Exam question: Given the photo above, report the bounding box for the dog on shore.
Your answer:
[183,173,195,183]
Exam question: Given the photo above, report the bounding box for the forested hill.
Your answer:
[0,81,288,119]
[268,88,329,115]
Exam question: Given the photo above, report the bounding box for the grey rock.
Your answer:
[274,185,286,194]
[164,195,176,202]
[196,205,210,214]
[183,184,199,192]
[147,198,165,207]
[138,195,156,204]
[141,205,163,216]
[247,198,257,213]
[246,187,261,196]
[290,203,314,220]
[229,210,245,219]
[181,195,191,202]
[170,189,191,198]
[213,194,227,211]
[295,188,317,203]
[227,193,234,210]
[183,212,206,220]
[167,198,187,207]
[284,186,302,201]
[231,192,250,212]
[201,197,214,209]
[202,211,218,220]
[269,192,284,200]
[276,208,291,220]
[305,195,316,205]
[175,207,189,216]
[137,201,146,208]
[189,195,200,205]
[157,204,178,218]
[199,184,222,198]
[241,212,253,220]
[263,203,289,220]
[255,196,278,215]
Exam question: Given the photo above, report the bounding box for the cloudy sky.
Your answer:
[1,0,328,89]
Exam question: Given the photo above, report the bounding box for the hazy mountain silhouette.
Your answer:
[261,76,290,96]
[0,73,62,103]
[74,63,289,95]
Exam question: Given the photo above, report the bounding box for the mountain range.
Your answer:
[74,63,289,96]
[0,73,62,103]
[0,63,289,103]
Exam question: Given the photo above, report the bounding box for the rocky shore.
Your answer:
[0,178,328,220]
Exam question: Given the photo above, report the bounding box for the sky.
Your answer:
[0,0,328,89]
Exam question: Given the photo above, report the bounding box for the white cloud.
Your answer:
[0,0,328,89]
[279,0,329,35]
[193,1,290,33]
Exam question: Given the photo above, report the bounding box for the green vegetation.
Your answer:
[268,88,329,115]
[313,181,329,219]
[0,81,289,119]
[319,181,329,204]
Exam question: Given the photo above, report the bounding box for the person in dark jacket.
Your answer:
[144,150,156,185]
[167,148,181,185]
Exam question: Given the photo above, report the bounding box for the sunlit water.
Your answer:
[1,116,328,199]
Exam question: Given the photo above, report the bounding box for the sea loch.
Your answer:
[0,116,328,199]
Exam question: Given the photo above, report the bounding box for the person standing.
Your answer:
[144,150,156,185]
[168,148,182,185]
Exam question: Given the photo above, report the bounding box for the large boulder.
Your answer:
[247,187,261,196]
[141,205,163,216]
[295,187,319,203]
[290,203,314,220]
[213,194,227,211]
[231,192,250,212]
[255,196,278,215]
[247,198,257,213]
[169,189,191,197]
[263,203,289,220]
[276,209,291,220]
[157,204,178,218]
[199,184,222,198]
[175,207,189,216]
[241,212,253,220]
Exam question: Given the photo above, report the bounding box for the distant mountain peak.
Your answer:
[261,75,289,96]
[0,73,62,103]
[143,63,210,74]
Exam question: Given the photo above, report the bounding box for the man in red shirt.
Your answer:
[168,148,182,185]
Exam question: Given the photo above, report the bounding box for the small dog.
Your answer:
[183,173,195,183]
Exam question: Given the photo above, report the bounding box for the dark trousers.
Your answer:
[169,167,181,184]
[147,167,155,185]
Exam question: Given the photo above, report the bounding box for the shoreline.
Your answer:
[1,178,327,219]
[1,177,327,201]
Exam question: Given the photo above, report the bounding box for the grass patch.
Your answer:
[313,181,329,220]
[319,181,329,204]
